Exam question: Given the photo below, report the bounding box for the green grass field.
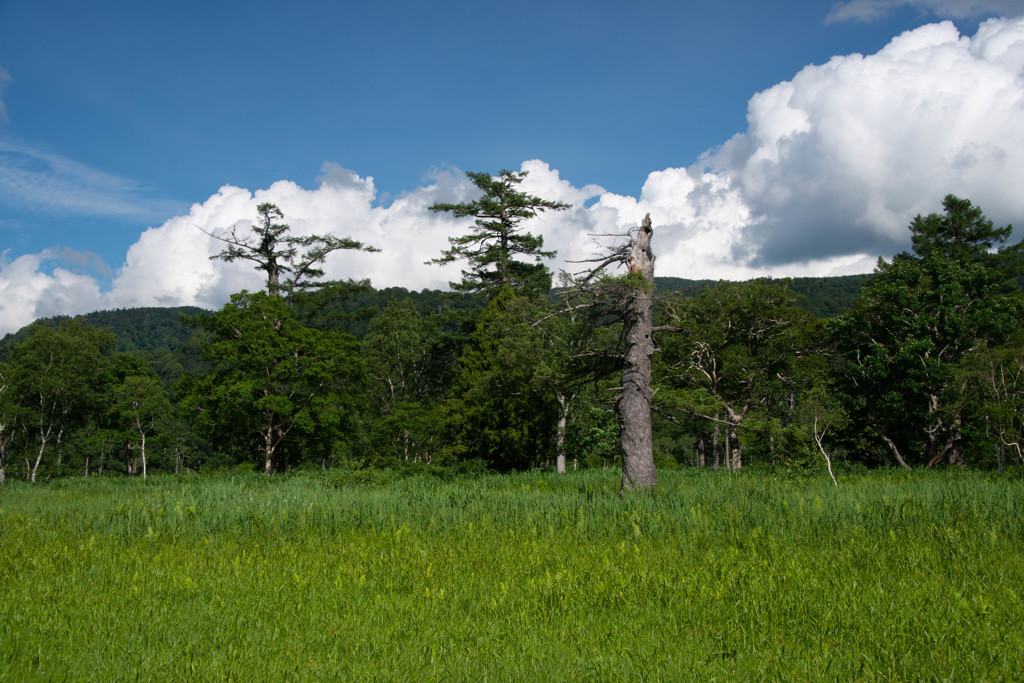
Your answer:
[1,468,1022,680]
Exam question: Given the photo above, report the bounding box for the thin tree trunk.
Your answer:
[31,432,48,483]
[140,429,147,480]
[264,420,275,474]
[53,420,68,476]
[814,414,838,488]
[555,393,569,474]
[712,420,720,470]
[729,426,742,470]
[619,214,657,492]
[882,434,912,470]
[723,424,731,469]
[0,428,6,484]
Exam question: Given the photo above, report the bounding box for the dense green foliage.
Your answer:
[0,275,862,354]
[181,292,362,474]
[0,306,207,354]
[654,274,867,318]
[830,195,1024,468]
[0,321,203,482]
[656,279,821,470]
[0,306,209,389]
[443,289,559,471]
[1,195,1020,480]
[1,469,1021,679]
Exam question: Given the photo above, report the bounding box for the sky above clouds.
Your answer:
[0,0,1022,334]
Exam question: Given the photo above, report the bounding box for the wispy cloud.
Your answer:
[0,67,10,123]
[0,137,182,221]
[827,0,1024,22]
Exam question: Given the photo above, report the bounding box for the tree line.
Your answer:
[1,174,1021,487]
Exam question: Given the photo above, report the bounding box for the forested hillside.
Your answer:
[0,306,210,390]
[0,306,208,352]
[0,274,867,355]
[0,274,864,402]
[655,274,867,318]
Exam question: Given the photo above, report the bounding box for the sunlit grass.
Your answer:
[1,468,1022,679]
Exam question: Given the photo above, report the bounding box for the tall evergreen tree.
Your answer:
[428,170,570,298]
[443,288,557,471]
[830,195,1023,468]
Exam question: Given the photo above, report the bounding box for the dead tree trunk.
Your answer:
[560,213,659,489]
[619,214,657,492]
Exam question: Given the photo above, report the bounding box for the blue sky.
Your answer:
[0,0,1023,333]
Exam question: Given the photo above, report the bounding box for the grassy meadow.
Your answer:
[1,467,1022,680]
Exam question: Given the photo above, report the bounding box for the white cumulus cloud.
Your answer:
[0,250,105,335]
[106,165,468,311]
[704,16,1024,268]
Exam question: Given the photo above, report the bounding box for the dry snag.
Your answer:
[618,214,657,491]
[560,213,658,491]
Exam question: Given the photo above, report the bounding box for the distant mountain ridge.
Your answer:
[655,274,869,318]
[1,275,869,359]
[0,306,210,354]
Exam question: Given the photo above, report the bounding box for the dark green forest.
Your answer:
[0,187,1020,485]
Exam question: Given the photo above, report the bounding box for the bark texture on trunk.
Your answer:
[619,214,657,492]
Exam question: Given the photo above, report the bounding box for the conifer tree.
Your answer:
[428,170,570,298]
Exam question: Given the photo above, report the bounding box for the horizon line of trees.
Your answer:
[1,180,1022,486]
